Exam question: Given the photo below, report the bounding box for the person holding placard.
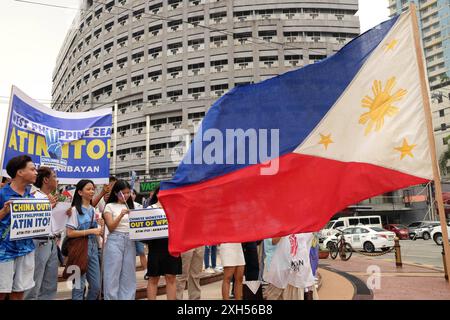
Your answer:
[65,180,103,300]
[24,167,59,300]
[0,155,37,300]
[145,187,182,300]
[131,189,147,271]
[102,180,136,300]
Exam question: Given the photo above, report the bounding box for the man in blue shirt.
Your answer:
[0,155,37,300]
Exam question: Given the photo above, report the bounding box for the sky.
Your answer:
[0,0,390,148]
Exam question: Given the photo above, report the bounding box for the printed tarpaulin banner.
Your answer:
[1,86,112,184]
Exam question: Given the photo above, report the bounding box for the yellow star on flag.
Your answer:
[394,138,416,160]
[384,39,399,52]
[319,133,333,150]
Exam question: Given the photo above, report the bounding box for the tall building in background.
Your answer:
[52,0,360,186]
[388,0,450,90]
[389,0,450,174]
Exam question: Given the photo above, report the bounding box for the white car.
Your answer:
[323,226,395,253]
[431,223,450,245]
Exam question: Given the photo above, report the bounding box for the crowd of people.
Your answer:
[0,155,320,300]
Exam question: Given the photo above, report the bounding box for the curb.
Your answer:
[320,265,373,300]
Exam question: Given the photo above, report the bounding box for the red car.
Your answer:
[383,224,409,240]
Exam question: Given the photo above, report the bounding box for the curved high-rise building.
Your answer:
[52,0,360,184]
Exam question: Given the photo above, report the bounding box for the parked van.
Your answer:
[320,216,383,237]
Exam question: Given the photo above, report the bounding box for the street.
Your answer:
[363,239,445,270]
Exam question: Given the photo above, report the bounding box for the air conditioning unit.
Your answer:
[335,14,344,20]
[151,100,157,106]
[262,14,271,19]
[94,53,99,59]
[264,61,274,67]
[151,53,160,59]
[170,96,178,102]
[118,85,124,91]
[192,69,200,75]
[171,72,179,78]
[104,68,111,74]
[120,20,127,26]
[239,62,248,69]
[312,37,320,42]
[151,76,159,82]
[170,49,178,55]
[134,36,141,42]
[192,44,200,50]
[310,13,319,19]
[154,125,161,131]
[106,48,111,53]
[214,18,223,23]
[214,40,223,47]
[215,90,224,97]
[192,93,200,100]
[215,65,223,72]
[286,13,295,19]
[93,74,98,79]
[134,14,142,20]
[151,31,160,36]
[136,152,143,158]
[134,80,141,86]
[134,58,141,64]
[290,60,299,66]
[238,16,246,22]
[170,26,179,31]
[238,38,247,44]
[119,41,127,47]
[118,63,125,69]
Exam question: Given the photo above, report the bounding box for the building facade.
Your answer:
[389,0,450,177]
[52,0,360,185]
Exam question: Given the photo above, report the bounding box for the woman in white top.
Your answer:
[102,180,136,300]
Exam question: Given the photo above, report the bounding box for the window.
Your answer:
[149,3,162,14]
[369,217,380,225]
[188,112,205,119]
[149,24,162,35]
[150,118,167,126]
[442,123,447,131]
[334,221,344,229]
[118,14,129,26]
[343,228,355,235]
[148,46,162,58]
[349,218,359,226]
[168,19,182,31]
[359,218,370,225]
[169,116,182,123]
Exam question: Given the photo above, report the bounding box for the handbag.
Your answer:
[62,208,95,279]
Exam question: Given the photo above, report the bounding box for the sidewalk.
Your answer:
[321,255,450,300]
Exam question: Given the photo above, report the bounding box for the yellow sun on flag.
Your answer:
[318,133,333,150]
[359,77,407,136]
[384,39,398,52]
[394,138,416,160]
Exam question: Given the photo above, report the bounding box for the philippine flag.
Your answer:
[159,11,433,255]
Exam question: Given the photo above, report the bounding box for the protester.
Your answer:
[131,189,147,270]
[65,179,103,300]
[102,180,136,300]
[24,167,59,300]
[262,238,278,283]
[204,245,217,273]
[176,246,205,300]
[219,243,245,300]
[265,233,318,300]
[145,187,182,300]
[242,241,263,299]
[0,155,37,300]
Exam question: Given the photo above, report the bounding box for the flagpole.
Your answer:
[0,86,15,177]
[410,3,450,281]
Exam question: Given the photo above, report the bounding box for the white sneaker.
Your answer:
[214,266,223,272]
[205,268,215,274]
